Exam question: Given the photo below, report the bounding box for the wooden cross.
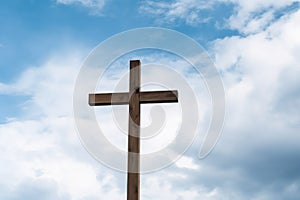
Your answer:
[89,60,178,200]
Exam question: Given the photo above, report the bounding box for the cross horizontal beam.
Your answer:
[89,90,178,106]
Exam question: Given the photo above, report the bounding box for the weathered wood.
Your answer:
[88,92,129,106]
[88,90,178,106]
[140,90,178,104]
[127,60,140,200]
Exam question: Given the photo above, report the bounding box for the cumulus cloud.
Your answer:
[1,3,300,199]
[0,42,219,198]
[3,178,70,200]
[141,173,224,200]
[205,8,300,199]
[0,50,126,199]
[0,46,211,198]
[56,0,106,15]
[135,2,300,199]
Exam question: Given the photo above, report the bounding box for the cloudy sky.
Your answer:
[1,0,300,199]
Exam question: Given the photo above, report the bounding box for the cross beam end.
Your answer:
[89,92,129,106]
[140,90,178,104]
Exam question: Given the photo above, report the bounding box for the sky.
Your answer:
[0,0,300,199]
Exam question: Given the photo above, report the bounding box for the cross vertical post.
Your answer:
[127,60,141,200]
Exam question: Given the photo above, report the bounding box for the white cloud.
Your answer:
[0,50,83,117]
[56,0,106,15]
[0,47,210,198]
[176,155,199,169]
[0,115,125,199]
[0,49,125,199]
[140,0,216,26]
[133,5,300,200]
[0,43,217,198]
[227,0,300,34]
[1,6,300,199]
[141,0,300,34]
[207,8,300,199]
[141,174,223,200]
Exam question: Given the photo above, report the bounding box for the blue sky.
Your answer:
[0,0,236,78]
[1,0,300,199]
